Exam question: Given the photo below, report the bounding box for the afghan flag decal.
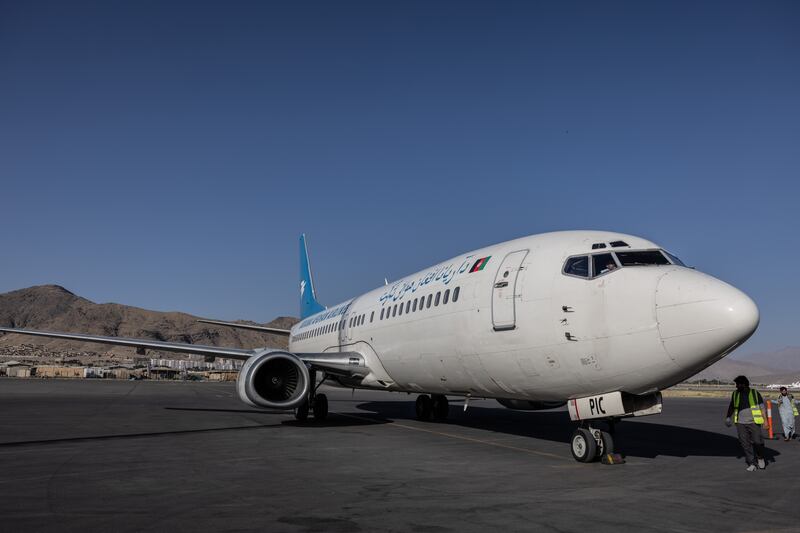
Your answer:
[469,256,491,273]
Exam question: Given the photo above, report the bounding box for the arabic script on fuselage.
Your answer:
[378,256,474,305]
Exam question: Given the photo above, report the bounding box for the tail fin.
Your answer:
[299,234,325,319]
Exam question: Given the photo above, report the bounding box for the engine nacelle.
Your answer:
[496,399,567,411]
[237,351,310,409]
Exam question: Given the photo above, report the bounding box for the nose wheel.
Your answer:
[570,424,616,463]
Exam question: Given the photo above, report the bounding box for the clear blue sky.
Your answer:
[1,1,797,354]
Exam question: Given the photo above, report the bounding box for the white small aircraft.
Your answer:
[0,231,759,462]
[767,381,800,390]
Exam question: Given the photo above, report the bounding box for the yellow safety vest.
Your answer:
[733,390,764,425]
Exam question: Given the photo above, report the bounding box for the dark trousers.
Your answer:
[736,423,764,465]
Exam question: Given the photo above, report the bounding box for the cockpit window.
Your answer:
[662,250,685,267]
[592,253,618,277]
[615,250,670,266]
[564,256,589,278]
[563,248,683,280]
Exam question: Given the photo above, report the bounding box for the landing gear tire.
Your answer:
[431,395,449,421]
[597,430,614,457]
[294,401,309,421]
[571,428,597,463]
[415,394,432,420]
[313,393,329,421]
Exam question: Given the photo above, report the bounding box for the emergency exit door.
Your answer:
[491,250,529,331]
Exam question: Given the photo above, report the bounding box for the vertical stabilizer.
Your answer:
[299,234,325,319]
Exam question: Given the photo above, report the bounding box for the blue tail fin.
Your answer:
[299,234,325,319]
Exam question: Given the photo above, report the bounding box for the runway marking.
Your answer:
[0,423,280,448]
[333,412,568,461]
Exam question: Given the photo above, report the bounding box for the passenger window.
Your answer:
[434,292,441,306]
[393,305,397,317]
[380,308,385,320]
[399,302,404,316]
[453,286,460,302]
[370,311,374,323]
[426,294,432,308]
[564,256,589,278]
[443,289,450,304]
[592,253,618,277]
[412,299,417,312]
[405,301,411,314]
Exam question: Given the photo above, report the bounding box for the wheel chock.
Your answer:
[601,453,625,465]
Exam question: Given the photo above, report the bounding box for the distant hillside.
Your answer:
[0,285,297,357]
[687,358,783,383]
[688,345,800,384]
[732,346,800,372]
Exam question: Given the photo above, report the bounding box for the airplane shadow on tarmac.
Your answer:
[350,401,782,462]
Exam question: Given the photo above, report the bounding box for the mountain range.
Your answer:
[0,285,294,358]
[692,346,800,384]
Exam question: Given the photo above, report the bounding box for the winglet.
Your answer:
[300,234,325,319]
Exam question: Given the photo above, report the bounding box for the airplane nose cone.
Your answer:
[656,269,759,369]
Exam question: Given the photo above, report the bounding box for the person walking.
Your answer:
[774,386,799,441]
[726,375,767,471]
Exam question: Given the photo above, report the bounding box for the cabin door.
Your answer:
[491,250,529,331]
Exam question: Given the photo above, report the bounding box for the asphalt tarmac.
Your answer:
[0,379,798,533]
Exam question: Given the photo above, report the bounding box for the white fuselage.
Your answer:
[288,231,759,402]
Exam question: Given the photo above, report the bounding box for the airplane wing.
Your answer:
[0,327,368,378]
[196,319,291,336]
[0,327,257,360]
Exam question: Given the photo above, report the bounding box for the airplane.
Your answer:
[766,381,800,390]
[0,230,759,463]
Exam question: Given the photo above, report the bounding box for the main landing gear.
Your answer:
[294,372,329,422]
[415,394,449,421]
[570,422,616,463]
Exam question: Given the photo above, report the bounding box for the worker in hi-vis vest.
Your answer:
[774,386,799,441]
[726,375,767,471]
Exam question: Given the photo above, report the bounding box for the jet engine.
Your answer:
[496,399,567,411]
[237,351,310,409]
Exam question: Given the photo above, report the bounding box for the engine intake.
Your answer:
[237,351,310,409]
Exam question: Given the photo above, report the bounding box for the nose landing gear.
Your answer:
[570,422,618,463]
